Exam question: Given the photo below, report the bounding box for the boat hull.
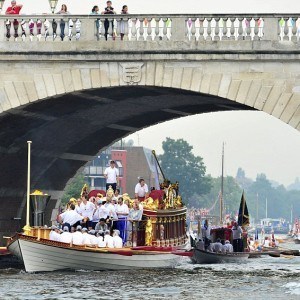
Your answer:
[191,248,249,264]
[294,239,300,244]
[8,236,180,272]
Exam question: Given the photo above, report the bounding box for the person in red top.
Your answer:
[5,1,23,39]
[5,1,23,14]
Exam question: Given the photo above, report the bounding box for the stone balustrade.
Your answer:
[0,14,299,43]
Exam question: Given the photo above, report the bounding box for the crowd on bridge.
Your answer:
[4,1,130,41]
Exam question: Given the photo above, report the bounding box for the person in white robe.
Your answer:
[49,225,61,242]
[72,225,84,245]
[104,230,114,248]
[195,238,205,251]
[82,228,92,246]
[214,239,223,253]
[223,240,233,253]
[88,230,98,246]
[113,230,123,248]
[97,233,106,248]
[207,243,215,252]
[60,226,72,244]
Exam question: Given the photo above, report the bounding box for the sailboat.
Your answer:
[190,157,252,264]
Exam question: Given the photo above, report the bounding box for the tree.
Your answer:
[158,138,211,203]
[61,174,87,205]
[200,176,243,214]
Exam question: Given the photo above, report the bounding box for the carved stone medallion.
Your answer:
[120,63,144,85]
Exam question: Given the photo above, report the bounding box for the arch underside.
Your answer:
[0,85,253,243]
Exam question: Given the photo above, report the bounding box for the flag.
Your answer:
[238,191,250,227]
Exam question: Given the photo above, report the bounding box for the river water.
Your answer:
[0,243,299,300]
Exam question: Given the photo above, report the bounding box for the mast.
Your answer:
[265,197,268,219]
[256,193,259,224]
[152,150,166,181]
[220,142,224,224]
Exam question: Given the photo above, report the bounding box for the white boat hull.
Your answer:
[8,236,180,272]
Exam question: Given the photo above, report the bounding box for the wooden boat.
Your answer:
[7,234,187,272]
[7,203,188,272]
[7,145,189,272]
[191,248,249,264]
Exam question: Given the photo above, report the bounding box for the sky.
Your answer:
[2,0,300,186]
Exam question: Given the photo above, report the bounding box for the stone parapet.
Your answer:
[0,14,299,43]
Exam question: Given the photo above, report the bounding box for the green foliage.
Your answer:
[158,137,212,203]
[61,174,87,205]
[198,175,243,214]
[245,173,300,222]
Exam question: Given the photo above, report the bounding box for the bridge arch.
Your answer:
[1,60,299,130]
[1,12,300,242]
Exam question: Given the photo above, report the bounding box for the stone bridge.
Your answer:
[0,14,300,243]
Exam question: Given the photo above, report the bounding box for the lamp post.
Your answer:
[48,0,59,14]
[0,0,6,14]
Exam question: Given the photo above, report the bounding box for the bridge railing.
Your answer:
[0,14,299,43]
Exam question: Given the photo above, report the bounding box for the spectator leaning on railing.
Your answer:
[5,1,23,40]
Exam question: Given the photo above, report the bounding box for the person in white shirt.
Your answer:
[104,198,118,229]
[134,178,149,201]
[134,199,143,215]
[49,225,61,242]
[104,160,119,192]
[80,196,96,230]
[58,204,84,232]
[60,226,73,244]
[232,222,243,252]
[263,237,270,247]
[202,219,212,249]
[104,230,114,248]
[97,234,106,248]
[213,238,223,253]
[72,225,84,245]
[112,230,123,248]
[94,199,109,223]
[223,240,234,253]
[75,198,82,214]
[115,197,129,244]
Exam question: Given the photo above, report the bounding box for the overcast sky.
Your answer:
[2,1,300,186]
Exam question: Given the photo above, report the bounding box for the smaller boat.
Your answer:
[294,234,300,244]
[191,248,249,264]
[189,191,252,264]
